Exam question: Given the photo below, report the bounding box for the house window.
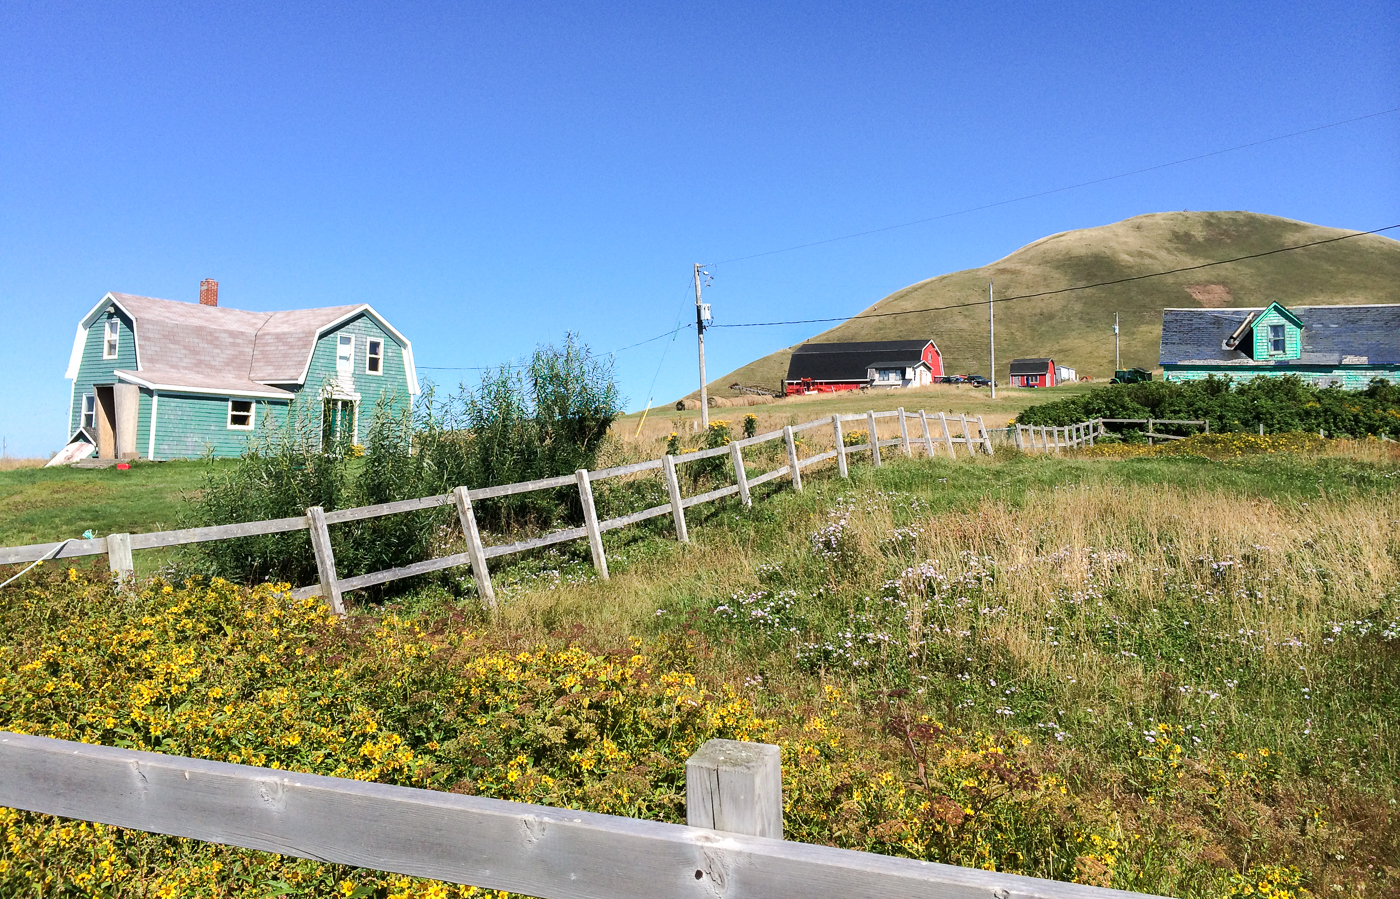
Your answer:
[81,394,96,429]
[1269,324,1286,354]
[366,339,383,374]
[103,320,119,359]
[877,369,900,382]
[337,335,354,374]
[228,399,254,430]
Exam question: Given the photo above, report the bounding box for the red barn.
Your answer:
[784,339,943,395]
[1009,357,1056,387]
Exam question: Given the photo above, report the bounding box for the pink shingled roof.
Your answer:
[106,293,363,390]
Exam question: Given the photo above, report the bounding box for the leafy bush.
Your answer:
[1017,375,1400,439]
[180,335,623,589]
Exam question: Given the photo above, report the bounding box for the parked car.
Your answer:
[1111,368,1153,384]
[964,375,991,388]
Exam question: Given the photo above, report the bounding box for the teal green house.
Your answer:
[62,281,419,461]
[1159,302,1400,388]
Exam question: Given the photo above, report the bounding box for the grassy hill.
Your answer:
[701,211,1400,397]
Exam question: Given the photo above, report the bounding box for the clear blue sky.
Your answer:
[2,0,1397,457]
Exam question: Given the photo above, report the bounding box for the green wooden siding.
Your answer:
[299,313,412,447]
[1164,367,1400,390]
[152,394,290,460]
[70,305,141,435]
[1251,307,1302,361]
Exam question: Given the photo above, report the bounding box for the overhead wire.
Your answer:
[709,224,1400,329]
[709,107,1400,267]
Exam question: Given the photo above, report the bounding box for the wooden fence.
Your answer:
[1015,418,1208,453]
[0,407,995,613]
[0,730,1159,899]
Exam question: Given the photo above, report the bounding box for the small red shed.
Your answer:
[1009,358,1056,388]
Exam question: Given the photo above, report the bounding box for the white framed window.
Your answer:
[103,320,120,359]
[81,394,96,429]
[337,334,354,373]
[366,338,383,374]
[228,399,255,430]
[1269,324,1286,354]
[877,368,900,382]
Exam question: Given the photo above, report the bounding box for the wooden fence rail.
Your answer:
[0,407,996,611]
[0,730,1157,899]
[1015,417,1211,453]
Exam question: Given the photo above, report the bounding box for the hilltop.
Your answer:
[701,211,1400,396]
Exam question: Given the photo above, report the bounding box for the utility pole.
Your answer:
[988,280,996,399]
[1114,313,1120,373]
[694,263,710,429]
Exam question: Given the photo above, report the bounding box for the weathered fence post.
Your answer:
[1148,418,1155,446]
[575,469,609,581]
[958,414,973,456]
[1204,419,1210,434]
[919,410,934,457]
[106,533,134,582]
[939,412,955,457]
[730,442,752,506]
[662,454,689,544]
[831,415,848,478]
[783,425,803,491]
[452,487,496,609]
[305,506,344,616]
[865,410,881,466]
[897,407,912,457]
[686,739,783,839]
[976,415,992,455]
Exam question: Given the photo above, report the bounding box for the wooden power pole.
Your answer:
[1114,312,1120,373]
[988,280,996,399]
[695,264,710,429]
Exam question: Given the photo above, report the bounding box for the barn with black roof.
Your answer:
[783,339,943,395]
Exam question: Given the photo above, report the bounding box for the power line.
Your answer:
[709,224,1400,329]
[709,107,1400,266]
[419,321,695,372]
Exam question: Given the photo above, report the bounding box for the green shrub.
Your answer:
[1018,375,1400,439]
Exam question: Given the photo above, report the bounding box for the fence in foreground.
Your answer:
[0,730,1158,899]
[0,407,996,613]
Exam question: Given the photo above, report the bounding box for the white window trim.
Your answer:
[365,338,383,375]
[227,398,255,430]
[103,320,119,360]
[81,393,96,429]
[337,334,355,370]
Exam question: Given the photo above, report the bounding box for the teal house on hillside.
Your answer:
[1159,301,1400,388]
[63,280,419,461]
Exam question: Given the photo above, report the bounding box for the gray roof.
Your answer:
[1159,305,1400,367]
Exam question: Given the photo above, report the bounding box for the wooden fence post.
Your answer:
[662,454,689,544]
[919,410,934,457]
[783,425,803,491]
[831,415,848,478]
[106,533,133,582]
[897,408,912,457]
[305,506,344,616]
[976,415,991,455]
[865,411,881,467]
[686,739,783,840]
[939,412,955,457]
[730,442,752,506]
[575,469,609,581]
[1148,418,1155,446]
[957,415,972,457]
[452,487,496,609]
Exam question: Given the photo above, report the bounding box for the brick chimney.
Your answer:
[200,279,219,307]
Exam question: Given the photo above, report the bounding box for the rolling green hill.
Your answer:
[700,211,1400,396]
